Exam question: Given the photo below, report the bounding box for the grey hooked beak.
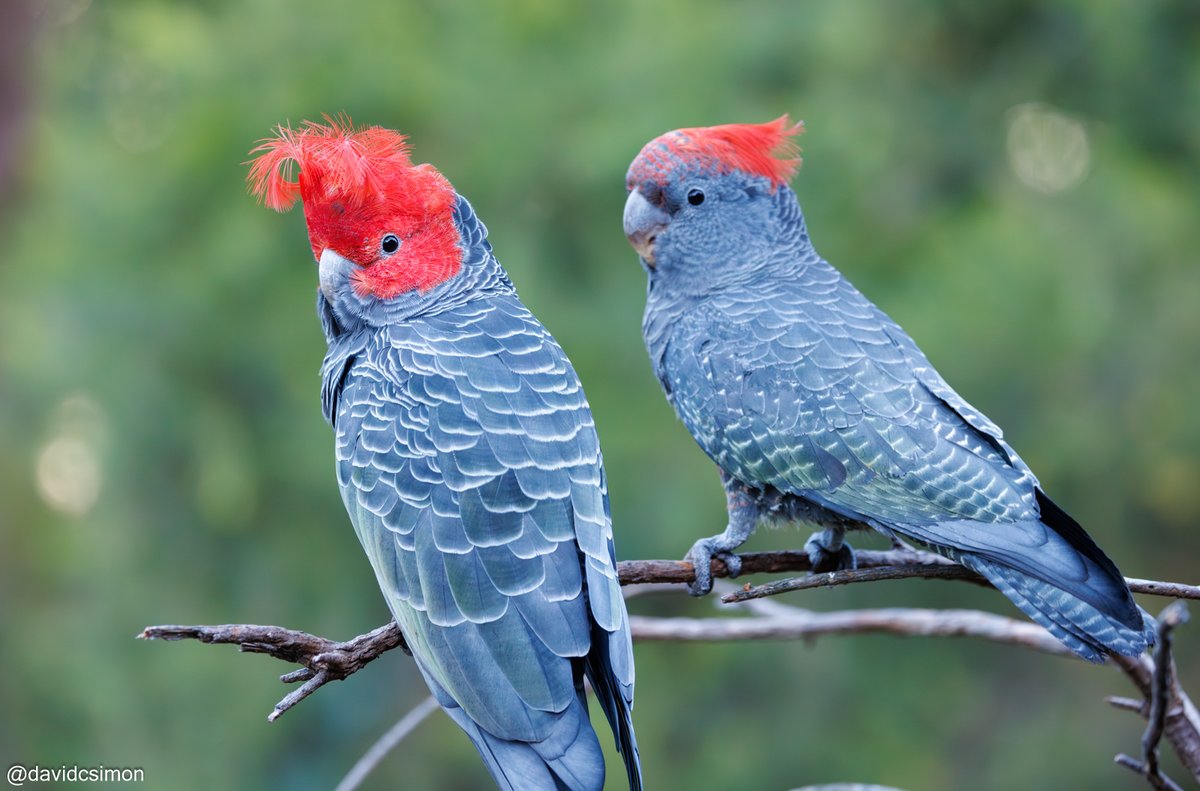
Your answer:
[623,188,669,269]
[318,248,356,301]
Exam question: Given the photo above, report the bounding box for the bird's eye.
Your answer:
[687,189,705,206]
[381,234,401,255]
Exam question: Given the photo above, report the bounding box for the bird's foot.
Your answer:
[805,528,856,573]
[684,537,743,597]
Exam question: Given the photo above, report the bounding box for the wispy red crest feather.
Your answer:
[246,115,414,212]
[630,115,805,190]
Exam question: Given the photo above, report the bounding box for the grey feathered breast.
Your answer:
[330,293,632,742]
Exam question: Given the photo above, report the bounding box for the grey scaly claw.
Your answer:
[719,551,743,578]
[805,527,856,573]
[685,538,717,596]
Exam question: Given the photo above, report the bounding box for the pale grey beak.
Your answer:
[318,248,355,301]
[623,189,669,269]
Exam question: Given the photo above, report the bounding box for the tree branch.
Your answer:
[137,621,409,721]
[711,551,1200,605]
[139,552,1198,713]
[139,549,1200,784]
[616,547,960,586]
[335,695,440,791]
[1114,602,1194,790]
[720,563,990,603]
[627,607,1071,656]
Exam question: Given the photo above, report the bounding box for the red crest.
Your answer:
[628,116,804,191]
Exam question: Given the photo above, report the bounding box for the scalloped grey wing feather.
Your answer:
[663,264,1040,529]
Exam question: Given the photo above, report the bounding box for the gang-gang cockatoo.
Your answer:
[622,117,1152,661]
[249,118,641,790]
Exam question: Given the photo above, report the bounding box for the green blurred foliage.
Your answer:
[2,1,1199,789]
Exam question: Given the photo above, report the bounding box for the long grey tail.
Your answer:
[958,553,1154,661]
[585,626,642,791]
[442,684,606,791]
[902,490,1155,661]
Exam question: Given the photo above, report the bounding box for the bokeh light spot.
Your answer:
[34,394,109,517]
[1006,102,1091,194]
[36,436,102,516]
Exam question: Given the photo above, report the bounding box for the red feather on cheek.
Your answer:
[355,217,462,298]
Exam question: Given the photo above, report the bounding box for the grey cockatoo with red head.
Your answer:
[622,116,1153,661]
[248,118,641,790]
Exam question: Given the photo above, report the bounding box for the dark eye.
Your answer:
[380,234,400,255]
[687,188,705,206]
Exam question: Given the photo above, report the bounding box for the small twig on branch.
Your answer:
[138,622,409,721]
[720,564,990,603]
[335,695,440,791]
[713,555,1200,605]
[1106,696,1148,716]
[1115,602,1192,791]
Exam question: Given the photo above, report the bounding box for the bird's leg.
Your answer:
[804,525,857,573]
[685,474,759,596]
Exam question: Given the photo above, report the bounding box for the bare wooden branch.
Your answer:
[140,550,1200,784]
[720,564,990,603]
[1127,580,1200,601]
[627,608,1071,656]
[1112,652,1200,782]
[631,601,1199,786]
[714,556,1200,605]
[1112,756,1185,791]
[1146,605,1189,775]
[335,695,440,791]
[718,584,1200,785]
[138,622,409,721]
[621,550,1200,601]
[1115,602,1193,791]
[1107,696,1148,716]
[615,547,958,587]
[139,553,1198,721]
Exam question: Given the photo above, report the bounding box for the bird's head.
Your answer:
[623,116,806,287]
[248,116,463,318]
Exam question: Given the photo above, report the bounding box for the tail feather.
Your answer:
[960,553,1155,661]
[897,490,1154,660]
[585,625,642,791]
[443,688,605,791]
[1032,490,1145,630]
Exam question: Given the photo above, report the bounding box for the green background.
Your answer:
[2,1,1198,789]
